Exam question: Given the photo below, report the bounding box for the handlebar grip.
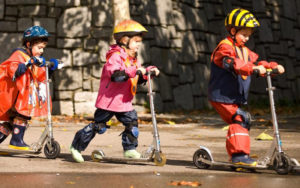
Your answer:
[253,69,260,76]
[146,70,157,76]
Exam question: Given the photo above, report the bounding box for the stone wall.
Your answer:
[0,0,299,115]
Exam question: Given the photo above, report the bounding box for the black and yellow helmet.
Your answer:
[225,8,260,30]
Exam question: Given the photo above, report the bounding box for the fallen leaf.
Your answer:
[66,181,76,185]
[165,120,176,125]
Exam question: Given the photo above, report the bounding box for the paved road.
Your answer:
[0,113,299,187]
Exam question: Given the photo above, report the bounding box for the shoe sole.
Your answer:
[233,161,257,167]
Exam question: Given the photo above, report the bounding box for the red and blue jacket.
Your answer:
[208,37,258,105]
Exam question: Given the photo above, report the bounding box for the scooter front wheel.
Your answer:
[273,153,291,175]
[91,149,105,162]
[154,152,167,166]
[44,140,60,159]
[193,149,212,169]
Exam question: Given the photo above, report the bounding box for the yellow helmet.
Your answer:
[113,19,147,41]
[225,8,260,29]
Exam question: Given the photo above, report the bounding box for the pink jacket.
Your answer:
[95,44,154,112]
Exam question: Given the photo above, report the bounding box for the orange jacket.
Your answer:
[0,49,50,120]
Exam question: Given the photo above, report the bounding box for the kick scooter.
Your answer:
[0,60,63,159]
[91,71,166,166]
[193,69,300,175]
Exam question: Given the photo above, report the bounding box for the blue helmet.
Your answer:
[23,26,49,46]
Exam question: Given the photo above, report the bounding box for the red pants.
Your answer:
[210,101,250,156]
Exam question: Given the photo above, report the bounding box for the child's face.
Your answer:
[128,36,142,53]
[29,42,47,57]
[234,28,253,46]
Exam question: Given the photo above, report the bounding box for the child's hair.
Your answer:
[23,37,48,47]
[225,8,260,34]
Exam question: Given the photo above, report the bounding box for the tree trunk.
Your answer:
[111,0,130,43]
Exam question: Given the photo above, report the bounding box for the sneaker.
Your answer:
[124,149,141,159]
[232,153,257,166]
[70,146,84,163]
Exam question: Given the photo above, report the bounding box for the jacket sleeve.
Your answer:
[106,53,137,78]
[213,44,257,76]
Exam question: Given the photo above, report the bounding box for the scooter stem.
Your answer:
[147,73,161,152]
[266,71,282,153]
[45,66,53,143]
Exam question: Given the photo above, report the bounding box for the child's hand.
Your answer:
[137,67,146,75]
[150,67,160,76]
[276,64,285,74]
[253,65,266,75]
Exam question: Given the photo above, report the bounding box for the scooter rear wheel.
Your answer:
[193,149,212,169]
[273,153,291,175]
[91,149,105,162]
[154,152,166,166]
[44,140,60,159]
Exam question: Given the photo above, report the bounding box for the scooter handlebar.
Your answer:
[253,68,279,77]
[45,60,64,69]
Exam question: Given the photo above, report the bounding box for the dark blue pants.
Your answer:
[71,109,138,152]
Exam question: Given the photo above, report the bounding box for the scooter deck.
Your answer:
[201,158,269,170]
[94,156,153,163]
[0,148,41,156]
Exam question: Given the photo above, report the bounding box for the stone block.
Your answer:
[153,92,163,113]
[92,78,100,92]
[52,101,74,116]
[179,32,198,63]
[282,0,297,20]
[43,48,72,67]
[73,49,98,66]
[0,33,21,62]
[74,91,98,102]
[173,10,186,31]
[258,19,274,42]
[92,0,113,27]
[183,4,207,31]
[91,63,103,79]
[158,73,173,101]
[0,21,17,32]
[83,80,91,90]
[54,91,73,100]
[179,65,194,83]
[98,40,110,62]
[152,26,170,47]
[137,41,151,64]
[133,93,147,105]
[252,0,266,12]
[280,18,295,40]
[150,47,179,74]
[19,6,47,16]
[55,0,80,6]
[33,18,56,33]
[74,102,96,116]
[6,0,47,4]
[84,38,98,50]
[173,84,194,110]
[193,64,210,96]
[295,29,300,48]
[205,33,217,55]
[48,7,62,18]
[54,67,83,90]
[91,27,113,39]
[5,6,17,16]
[57,7,91,37]
[154,0,173,26]
[17,18,33,32]
[57,38,82,48]
[0,0,3,19]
